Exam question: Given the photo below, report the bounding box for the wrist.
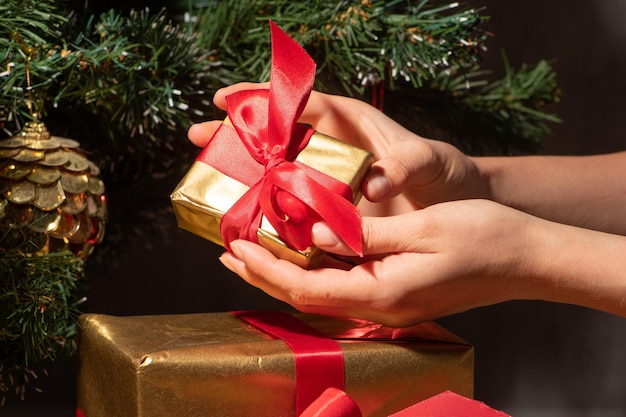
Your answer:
[424,140,489,202]
[468,156,501,201]
[521,218,626,316]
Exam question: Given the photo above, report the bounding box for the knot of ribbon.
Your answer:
[207,22,363,256]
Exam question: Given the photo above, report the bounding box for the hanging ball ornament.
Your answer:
[0,121,106,260]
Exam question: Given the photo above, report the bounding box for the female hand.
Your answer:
[188,84,488,215]
[191,85,626,323]
[218,199,554,327]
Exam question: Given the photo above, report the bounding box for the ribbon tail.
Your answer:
[299,388,362,417]
[312,195,362,257]
[220,184,264,252]
[268,21,316,152]
[303,192,362,257]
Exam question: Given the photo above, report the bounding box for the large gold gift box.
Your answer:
[170,128,373,268]
[76,312,473,417]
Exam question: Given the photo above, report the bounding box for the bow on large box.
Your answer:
[300,388,511,417]
[171,22,372,268]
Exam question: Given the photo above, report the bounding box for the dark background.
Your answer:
[5,1,626,416]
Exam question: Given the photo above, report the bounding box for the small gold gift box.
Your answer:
[76,312,473,417]
[171,128,372,268]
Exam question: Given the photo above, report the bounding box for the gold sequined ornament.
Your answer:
[0,121,107,260]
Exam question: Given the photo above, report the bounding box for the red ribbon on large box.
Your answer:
[233,310,506,417]
[234,310,345,416]
[197,22,363,255]
[300,388,511,417]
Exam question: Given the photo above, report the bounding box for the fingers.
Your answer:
[187,82,271,148]
[219,240,307,297]
[218,239,421,326]
[213,82,350,125]
[213,82,380,147]
[194,82,444,209]
[190,82,337,147]
[312,213,426,257]
[218,240,360,308]
[297,91,359,127]
[212,82,270,110]
[363,140,439,202]
[187,120,223,147]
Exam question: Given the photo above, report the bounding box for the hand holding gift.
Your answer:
[187,25,626,326]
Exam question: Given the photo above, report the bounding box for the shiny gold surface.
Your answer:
[87,177,105,195]
[13,148,45,162]
[40,149,70,167]
[171,128,373,268]
[77,313,473,417]
[33,182,66,210]
[65,152,91,172]
[60,172,90,194]
[7,180,36,204]
[49,213,79,238]
[62,192,88,214]
[27,166,62,185]
[0,121,107,259]
[0,162,31,179]
[28,209,61,233]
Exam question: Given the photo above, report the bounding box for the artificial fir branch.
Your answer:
[0,248,83,404]
[0,0,560,158]
[188,0,559,150]
[456,57,561,152]
[397,54,562,154]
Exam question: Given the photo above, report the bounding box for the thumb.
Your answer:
[213,82,270,110]
[312,214,418,257]
[362,140,437,202]
[187,121,223,147]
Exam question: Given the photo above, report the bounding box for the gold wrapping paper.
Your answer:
[77,312,473,417]
[170,129,373,268]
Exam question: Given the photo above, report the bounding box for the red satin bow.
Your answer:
[299,388,362,417]
[204,21,363,255]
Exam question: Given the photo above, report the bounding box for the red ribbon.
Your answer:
[299,388,362,417]
[300,388,511,417]
[233,310,345,416]
[232,311,504,417]
[198,21,363,255]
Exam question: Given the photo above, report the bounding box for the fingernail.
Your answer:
[364,170,391,200]
[312,222,341,248]
[229,240,244,259]
[219,251,245,272]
